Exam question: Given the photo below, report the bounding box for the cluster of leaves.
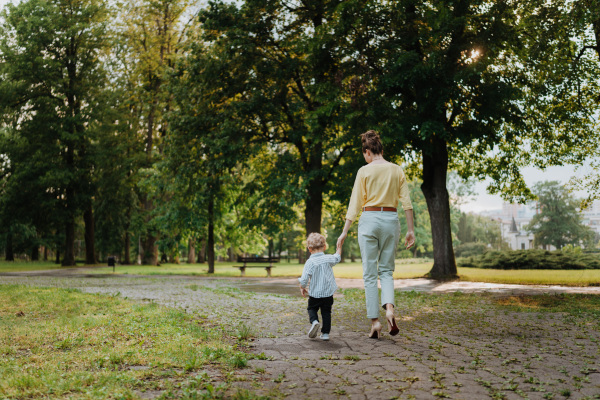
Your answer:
[458,249,600,270]
[526,181,596,250]
[454,242,488,258]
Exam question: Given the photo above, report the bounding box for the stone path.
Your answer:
[1,271,600,399]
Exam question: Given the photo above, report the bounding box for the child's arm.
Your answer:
[298,262,312,297]
[299,285,308,298]
[335,241,343,256]
[324,242,342,266]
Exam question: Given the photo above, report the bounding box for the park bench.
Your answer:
[236,256,280,277]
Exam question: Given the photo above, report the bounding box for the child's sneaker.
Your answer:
[320,333,329,341]
[308,320,320,338]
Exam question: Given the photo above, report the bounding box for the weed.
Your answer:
[236,323,252,341]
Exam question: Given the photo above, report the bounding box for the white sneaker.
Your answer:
[308,320,320,338]
[320,333,329,341]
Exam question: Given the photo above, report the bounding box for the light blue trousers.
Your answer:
[358,211,400,319]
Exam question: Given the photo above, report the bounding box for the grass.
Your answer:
[0,285,252,399]
[458,267,600,286]
[0,261,65,273]
[495,293,600,313]
[84,260,433,279]
[3,258,600,286]
[86,260,600,286]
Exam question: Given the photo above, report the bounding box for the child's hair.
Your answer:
[306,232,327,250]
[361,130,383,155]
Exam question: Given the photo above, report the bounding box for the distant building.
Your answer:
[481,202,544,250]
[581,201,600,236]
[478,200,600,250]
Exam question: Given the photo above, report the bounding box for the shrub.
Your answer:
[454,242,488,258]
[457,249,600,270]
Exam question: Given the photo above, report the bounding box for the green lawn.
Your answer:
[85,260,600,286]
[3,259,600,286]
[458,267,600,286]
[0,261,65,273]
[0,285,254,399]
[85,260,433,280]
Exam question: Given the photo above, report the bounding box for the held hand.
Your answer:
[300,287,307,298]
[404,231,415,249]
[336,232,347,250]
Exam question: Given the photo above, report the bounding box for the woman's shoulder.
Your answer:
[361,162,402,171]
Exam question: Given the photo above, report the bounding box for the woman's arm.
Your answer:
[336,218,353,249]
[404,209,415,249]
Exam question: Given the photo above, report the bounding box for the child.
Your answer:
[298,232,342,341]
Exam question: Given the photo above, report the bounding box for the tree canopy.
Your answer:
[0,0,598,277]
[526,181,595,250]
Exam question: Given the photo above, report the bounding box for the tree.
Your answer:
[329,0,529,279]
[0,0,111,265]
[456,213,502,249]
[197,0,363,237]
[459,2,600,207]
[118,0,196,265]
[526,181,594,250]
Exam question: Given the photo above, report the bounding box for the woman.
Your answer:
[337,130,415,339]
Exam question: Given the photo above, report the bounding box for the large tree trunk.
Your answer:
[298,248,305,264]
[207,197,215,273]
[277,233,283,257]
[304,180,323,237]
[140,198,158,265]
[421,140,457,280]
[84,205,96,264]
[5,233,14,261]
[43,246,48,261]
[197,238,206,263]
[31,244,39,261]
[228,246,235,262]
[123,231,131,265]
[268,239,274,258]
[62,219,76,266]
[187,238,196,263]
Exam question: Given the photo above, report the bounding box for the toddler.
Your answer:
[298,232,342,341]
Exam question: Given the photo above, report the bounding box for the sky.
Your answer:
[461,164,592,213]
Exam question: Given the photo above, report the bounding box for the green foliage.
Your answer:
[526,181,595,250]
[453,1,600,203]
[457,249,600,270]
[195,0,366,235]
[0,0,112,264]
[456,212,503,249]
[454,242,488,258]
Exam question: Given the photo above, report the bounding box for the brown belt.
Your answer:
[362,207,397,212]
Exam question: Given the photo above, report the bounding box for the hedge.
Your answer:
[457,249,600,270]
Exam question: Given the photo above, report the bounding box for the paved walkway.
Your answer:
[1,271,600,399]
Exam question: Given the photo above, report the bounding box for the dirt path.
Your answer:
[1,273,599,399]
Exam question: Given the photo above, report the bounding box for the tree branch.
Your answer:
[324,144,352,185]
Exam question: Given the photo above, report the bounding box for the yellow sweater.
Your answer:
[345,163,413,222]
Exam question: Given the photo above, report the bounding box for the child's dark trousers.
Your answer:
[307,296,334,334]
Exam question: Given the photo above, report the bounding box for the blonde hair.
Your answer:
[306,232,327,250]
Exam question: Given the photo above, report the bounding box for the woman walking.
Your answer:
[337,130,415,338]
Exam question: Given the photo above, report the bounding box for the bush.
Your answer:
[457,249,600,270]
[454,242,488,258]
